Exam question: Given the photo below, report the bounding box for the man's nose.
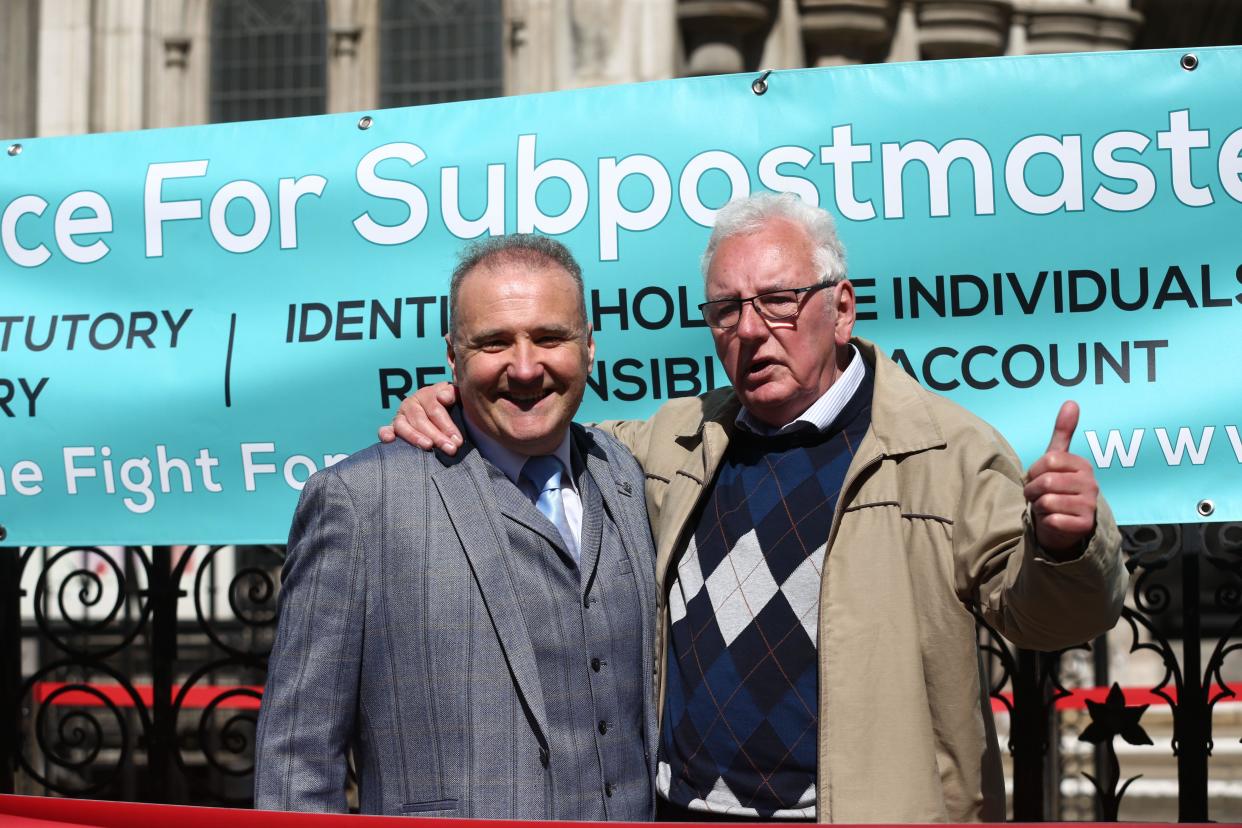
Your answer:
[507,340,544,383]
[735,300,768,342]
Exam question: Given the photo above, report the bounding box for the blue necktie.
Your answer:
[521,455,578,562]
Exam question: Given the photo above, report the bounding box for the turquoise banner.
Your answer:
[2,47,1240,544]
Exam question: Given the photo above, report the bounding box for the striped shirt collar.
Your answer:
[735,344,864,436]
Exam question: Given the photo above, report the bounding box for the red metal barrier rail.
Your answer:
[32,682,261,710]
[990,682,1236,713]
[0,794,1170,828]
[30,681,1237,712]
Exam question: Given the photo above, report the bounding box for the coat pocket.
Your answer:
[400,798,459,815]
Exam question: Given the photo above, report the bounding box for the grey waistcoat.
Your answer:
[489,447,649,821]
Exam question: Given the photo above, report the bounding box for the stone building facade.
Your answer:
[1,0,1238,140]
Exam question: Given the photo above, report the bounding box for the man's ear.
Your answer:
[585,323,596,365]
[833,280,856,346]
[445,334,459,383]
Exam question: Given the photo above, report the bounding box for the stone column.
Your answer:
[760,0,807,71]
[633,0,680,81]
[91,0,148,133]
[506,0,564,95]
[798,0,898,67]
[326,0,379,113]
[1006,3,1029,55]
[678,0,776,76]
[0,0,38,139]
[886,0,920,62]
[146,0,211,128]
[36,0,93,136]
[914,0,1013,60]
[563,0,677,88]
[509,0,676,91]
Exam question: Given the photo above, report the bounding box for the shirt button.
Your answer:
[591,657,601,672]
[605,783,615,797]
[598,720,608,735]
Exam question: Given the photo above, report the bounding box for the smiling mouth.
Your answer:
[501,390,553,411]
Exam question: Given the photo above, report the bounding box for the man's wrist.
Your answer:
[1038,518,1096,563]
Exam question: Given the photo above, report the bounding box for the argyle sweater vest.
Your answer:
[657,368,873,818]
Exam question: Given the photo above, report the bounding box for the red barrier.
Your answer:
[1,815,102,828]
[988,683,1237,713]
[0,796,1180,827]
[5,796,510,827]
[32,683,262,710]
[31,680,1237,714]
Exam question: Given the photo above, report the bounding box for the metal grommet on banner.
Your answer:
[1197,499,1215,518]
[7,144,21,157]
[358,115,374,130]
[751,69,772,96]
[1181,53,1199,71]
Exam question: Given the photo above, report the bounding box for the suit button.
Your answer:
[605,783,615,797]
[598,720,608,735]
[539,748,549,768]
[591,657,601,672]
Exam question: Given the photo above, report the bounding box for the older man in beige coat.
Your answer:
[383,194,1126,822]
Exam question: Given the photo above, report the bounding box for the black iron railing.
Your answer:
[0,546,279,804]
[1,525,1239,819]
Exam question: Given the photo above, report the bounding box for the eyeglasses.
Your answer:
[697,283,829,329]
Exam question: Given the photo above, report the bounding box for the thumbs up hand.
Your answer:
[1023,401,1100,556]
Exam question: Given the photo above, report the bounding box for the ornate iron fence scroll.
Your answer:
[0,545,282,804]
[977,521,1242,822]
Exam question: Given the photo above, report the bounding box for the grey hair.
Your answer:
[701,192,847,285]
[449,234,587,342]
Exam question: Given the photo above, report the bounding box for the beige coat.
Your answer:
[604,337,1126,823]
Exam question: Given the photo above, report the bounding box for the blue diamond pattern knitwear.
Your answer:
[521,455,579,562]
[657,362,874,818]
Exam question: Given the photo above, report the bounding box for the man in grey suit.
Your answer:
[254,235,659,819]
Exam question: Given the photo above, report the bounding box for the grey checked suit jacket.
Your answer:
[253,422,659,817]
